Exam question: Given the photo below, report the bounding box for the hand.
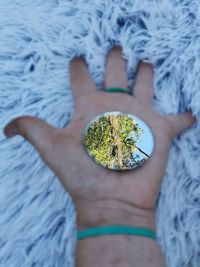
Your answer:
[4,47,196,230]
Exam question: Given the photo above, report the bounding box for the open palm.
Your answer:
[4,47,195,229]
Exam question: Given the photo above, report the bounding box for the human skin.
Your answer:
[4,46,196,266]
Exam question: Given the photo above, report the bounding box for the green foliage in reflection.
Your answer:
[83,114,147,170]
[84,116,114,165]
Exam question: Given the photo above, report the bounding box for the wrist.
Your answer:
[75,198,156,232]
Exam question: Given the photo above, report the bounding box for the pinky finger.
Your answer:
[166,112,196,138]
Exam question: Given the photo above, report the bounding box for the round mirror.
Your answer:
[83,111,154,171]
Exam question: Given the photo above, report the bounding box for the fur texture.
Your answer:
[0,0,200,266]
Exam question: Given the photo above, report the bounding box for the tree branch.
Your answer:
[134,145,149,158]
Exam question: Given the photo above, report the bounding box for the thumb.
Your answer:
[166,112,196,137]
[4,116,56,155]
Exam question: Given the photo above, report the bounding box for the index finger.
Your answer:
[132,62,154,105]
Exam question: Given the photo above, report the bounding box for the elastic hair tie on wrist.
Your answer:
[77,225,156,241]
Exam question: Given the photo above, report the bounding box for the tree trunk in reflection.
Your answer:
[109,115,123,168]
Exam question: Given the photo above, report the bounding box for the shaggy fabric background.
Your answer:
[0,0,200,266]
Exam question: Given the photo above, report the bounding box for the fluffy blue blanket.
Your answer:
[1,0,200,266]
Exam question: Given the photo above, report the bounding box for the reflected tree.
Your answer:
[83,114,149,170]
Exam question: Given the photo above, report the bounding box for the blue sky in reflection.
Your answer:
[127,116,154,160]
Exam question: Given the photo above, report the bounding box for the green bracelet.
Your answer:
[77,225,156,241]
[105,87,129,93]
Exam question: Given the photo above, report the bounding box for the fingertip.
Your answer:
[186,112,196,125]
[4,119,19,138]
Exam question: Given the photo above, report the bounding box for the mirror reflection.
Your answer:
[83,111,154,170]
